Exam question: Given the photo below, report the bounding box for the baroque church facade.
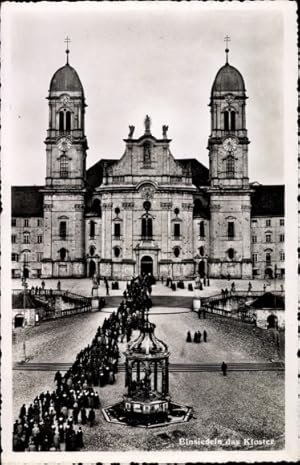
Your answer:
[11,50,284,280]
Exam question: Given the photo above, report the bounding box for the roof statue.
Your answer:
[144,115,151,134]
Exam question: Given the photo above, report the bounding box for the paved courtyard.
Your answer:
[13,276,284,299]
[13,295,284,451]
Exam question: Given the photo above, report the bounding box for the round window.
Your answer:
[114,247,121,258]
[174,247,180,258]
[174,207,180,215]
[228,248,234,260]
[143,201,151,211]
[199,246,204,257]
[115,207,120,215]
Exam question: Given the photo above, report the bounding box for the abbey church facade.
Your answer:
[11,52,284,280]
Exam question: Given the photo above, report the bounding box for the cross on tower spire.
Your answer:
[224,35,230,64]
[64,36,71,64]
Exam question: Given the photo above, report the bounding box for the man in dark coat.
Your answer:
[186,331,192,342]
[221,361,228,376]
[203,330,207,342]
[88,408,95,427]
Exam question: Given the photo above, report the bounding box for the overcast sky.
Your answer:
[2,2,296,186]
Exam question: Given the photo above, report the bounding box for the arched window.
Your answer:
[227,221,235,239]
[60,156,69,178]
[199,221,205,238]
[66,111,71,131]
[114,246,121,258]
[199,246,205,257]
[174,247,180,258]
[226,156,235,177]
[59,221,67,239]
[141,217,153,240]
[90,220,95,238]
[228,248,235,260]
[231,111,236,130]
[22,250,31,263]
[266,253,271,265]
[23,232,30,244]
[92,199,101,216]
[60,248,67,261]
[59,111,64,131]
[89,246,95,256]
[224,111,229,130]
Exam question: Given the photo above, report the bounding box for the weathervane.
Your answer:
[224,35,230,64]
[65,36,71,64]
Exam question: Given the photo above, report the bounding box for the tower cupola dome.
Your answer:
[49,63,84,94]
[211,62,245,95]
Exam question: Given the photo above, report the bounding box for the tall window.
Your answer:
[224,110,236,131]
[66,111,71,131]
[227,222,235,239]
[24,219,29,227]
[23,232,30,244]
[231,111,236,130]
[89,246,95,257]
[12,235,16,244]
[37,235,43,244]
[114,223,121,238]
[12,218,16,227]
[141,217,153,240]
[252,235,257,243]
[59,111,64,131]
[92,199,101,216]
[252,253,258,264]
[59,221,67,239]
[12,253,19,262]
[60,155,69,178]
[90,220,95,238]
[23,251,30,263]
[224,111,229,130]
[265,234,272,243]
[37,219,42,227]
[279,234,285,242]
[266,219,271,227]
[226,156,235,177]
[199,246,205,257]
[266,253,271,265]
[199,221,205,238]
[174,223,181,238]
[280,219,284,226]
[280,252,285,261]
[37,252,43,262]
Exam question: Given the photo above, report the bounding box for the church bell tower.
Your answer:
[42,40,88,277]
[208,42,252,279]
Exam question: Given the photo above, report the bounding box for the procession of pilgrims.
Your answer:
[13,274,154,451]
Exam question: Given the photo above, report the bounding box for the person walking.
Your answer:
[221,361,228,376]
[104,278,109,296]
[193,331,199,343]
[57,280,61,291]
[186,331,192,342]
[203,330,207,342]
[197,330,201,343]
[88,408,95,427]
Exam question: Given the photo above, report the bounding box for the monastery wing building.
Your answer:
[11,50,284,281]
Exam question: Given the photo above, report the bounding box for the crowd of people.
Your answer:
[186,329,208,343]
[13,274,153,452]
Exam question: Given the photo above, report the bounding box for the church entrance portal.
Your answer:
[89,260,96,278]
[198,260,205,278]
[141,256,153,276]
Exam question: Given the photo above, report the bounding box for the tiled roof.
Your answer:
[12,186,44,217]
[177,158,210,187]
[86,159,118,189]
[251,185,284,216]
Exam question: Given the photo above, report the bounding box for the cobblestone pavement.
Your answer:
[12,277,284,299]
[12,306,284,450]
